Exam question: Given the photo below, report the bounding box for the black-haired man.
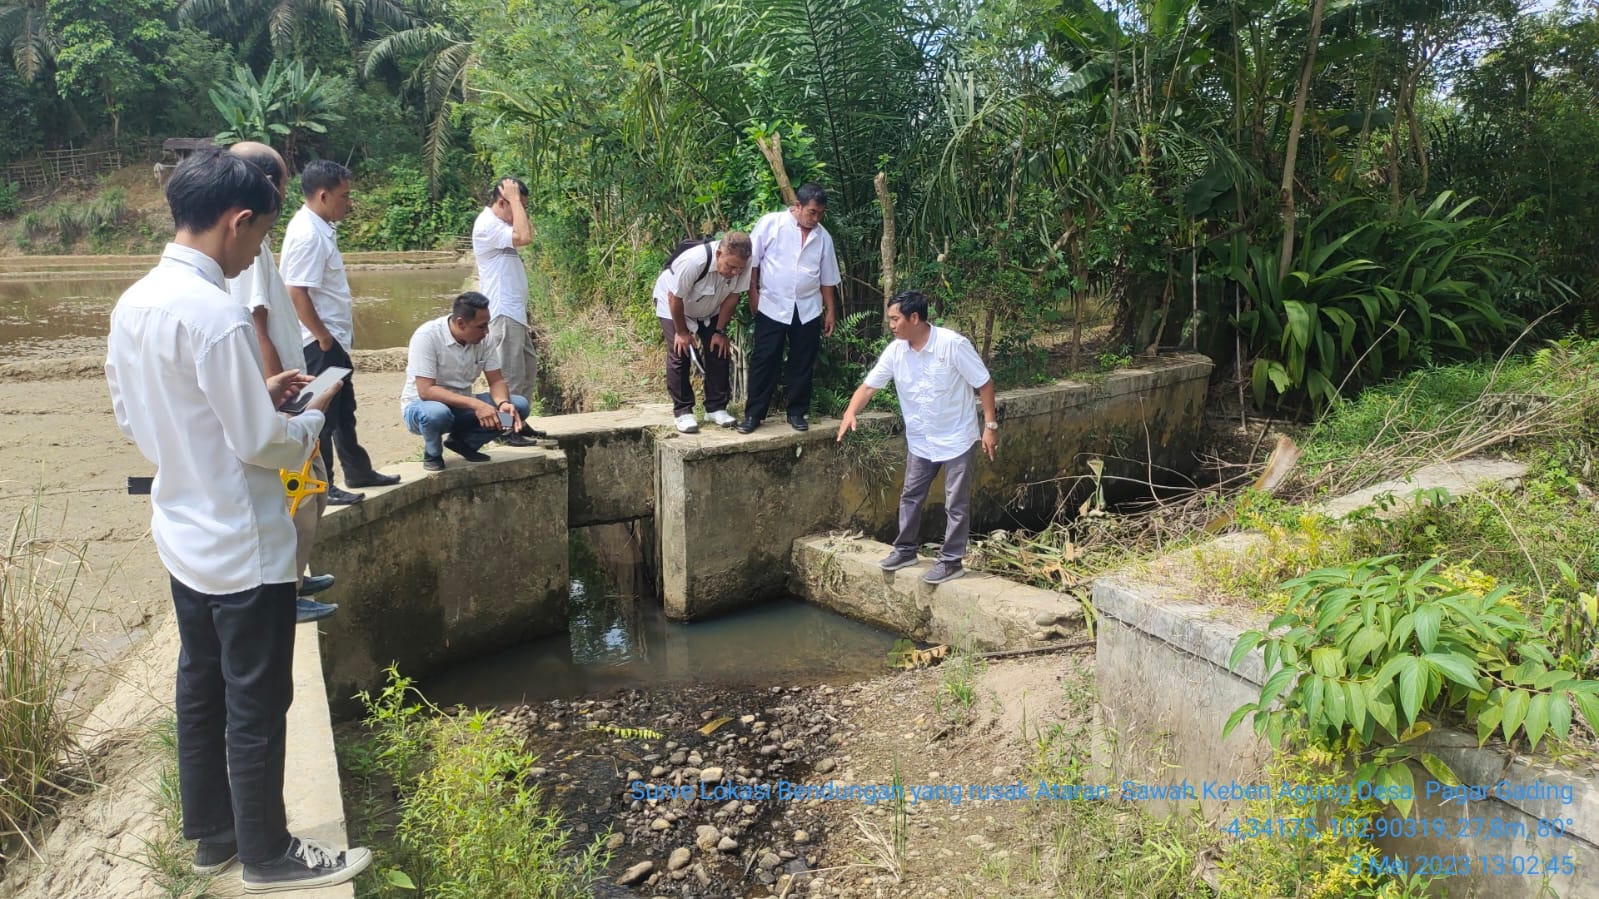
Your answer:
[106,148,371,892]
[474,176,539,405]
[737,183,841,434]
[836,290,998,585]
[281,159,400,502]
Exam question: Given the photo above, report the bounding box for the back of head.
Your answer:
[301,159,352,198]
[166,148,281,234]
[228,141,286,195]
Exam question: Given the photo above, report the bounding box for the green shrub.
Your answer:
[342,164,476,251]
[0,181,18,218]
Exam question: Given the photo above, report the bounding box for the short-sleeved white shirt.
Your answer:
[400,315,496,411]
[651,239,751,329]
[749,209,841,325]
[229,240,306,372]
[279,206,355,349]
[865,326,992,463]
[472,206,529,325]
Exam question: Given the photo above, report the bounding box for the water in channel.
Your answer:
[422,523,899,708]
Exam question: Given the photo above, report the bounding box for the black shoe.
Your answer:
[422,454,445,472]
[241,836,372,894]
[295,597,338,624]
[499,432,540,447]
[193,839,237,875]
[300,573,335,596]
[518,422,548,438]
[325,485,365,505]
[443,438,491,462]
[787,413,809,432]
[734,417,759,435]
[345,471,400,488]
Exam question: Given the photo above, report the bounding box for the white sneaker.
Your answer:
[675,414,700,433]
[707,410,737,427]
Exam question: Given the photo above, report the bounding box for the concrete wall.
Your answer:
[1092,465,1599,898]
[314,448,570,715]
[538,409,665,526]
[789,534,1084,651]
[656,353,1212,620]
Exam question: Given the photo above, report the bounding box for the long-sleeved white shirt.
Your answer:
[106,243,324,595]
[749,209,841,325]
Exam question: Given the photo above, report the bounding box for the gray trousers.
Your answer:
[894,441,978,562]
[490,315,538,401]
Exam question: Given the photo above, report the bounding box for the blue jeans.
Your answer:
[403,393,530,458]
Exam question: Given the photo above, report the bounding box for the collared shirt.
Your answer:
[749,209,841,324]
[106,243,324,595]
[229,240,306,373]
[472,206,529,325]
[865,326,992,463]
[279,206,355,349]
[400,315,495,410]
[651,239,751,330]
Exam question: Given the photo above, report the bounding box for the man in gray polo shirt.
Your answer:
[401,291,534,471]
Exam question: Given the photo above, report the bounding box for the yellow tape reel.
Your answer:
[280,440,327,516]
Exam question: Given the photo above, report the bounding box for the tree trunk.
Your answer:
[1277,0,1328,275]
[755,133,798,207]
[874,171,896,327]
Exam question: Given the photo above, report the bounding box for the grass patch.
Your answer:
[0,497,89,870]
[341,667,609,898]
[132,718,218,899]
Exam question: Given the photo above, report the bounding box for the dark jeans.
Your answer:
[744,308,822,422]
[303,339,376,483]
[171,576,296,865]
[658,317,731,417]
[403,393,532,457]
[893,442,979,562]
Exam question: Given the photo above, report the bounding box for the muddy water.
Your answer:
[0,264,472,359]
[423,524,899,707]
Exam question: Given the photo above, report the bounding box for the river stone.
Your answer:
[617,861,653,885]
[699,766,724,783]
[758,851,781,870]
[606,832,626,851]
[668,847,692,871]
[651,817,670,832]
[815,758,838,774]
[695,825,720,851]
[717,836,738,852]
[793,829,810,844]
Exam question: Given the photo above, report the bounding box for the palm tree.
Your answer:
[178,0,410,53]
[0,0,56,81]
[361,1,471,192]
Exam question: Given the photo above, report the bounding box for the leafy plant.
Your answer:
[210,60,344,164]
[1226,556,1599,814]
[0,180,18,218]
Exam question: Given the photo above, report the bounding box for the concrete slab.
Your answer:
[1317,458,1527,519]
[790,534,1084,651]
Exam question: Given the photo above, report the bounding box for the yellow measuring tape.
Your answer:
[280,440,326,516]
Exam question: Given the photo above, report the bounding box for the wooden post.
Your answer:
[874,172,896,325]
[754,133,798,207]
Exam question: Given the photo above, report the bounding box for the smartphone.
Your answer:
[499,411,514,429]
[278,366,351,414]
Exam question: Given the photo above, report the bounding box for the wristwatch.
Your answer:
[985,421,999,431]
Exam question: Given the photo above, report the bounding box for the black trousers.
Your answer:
[744,308,822,421]
[171,576,296,865]
[302,338,376,482]
[658,317,731,417]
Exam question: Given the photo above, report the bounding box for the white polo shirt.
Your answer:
[651,239,751,329]
[865,326,992,463]
[400,315,495,410]
[106,243,324,595]
[229,240,306,372]
[280,206,356,349]
[472,206,529,325]
[749,209,840,325]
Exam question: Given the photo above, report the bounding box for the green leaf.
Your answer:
[1419,752,1459,787]
[1258,667,1298,710]
[1310,647,1342,678]
[1549,690,1572,742]
[1422,653,1481,692]
[1222,703,1257,739]
[1501,688,1530,743]
[1397,656,1424,726]
[1345,680,1367,732]
[385,869,417,889]
[1385,762,1415,816]
[1570,692,1599,736]
[1228,632,1263,672]
[1346,627,1386,667]
[1413,604,1441,652]
[1524,693,1550,750]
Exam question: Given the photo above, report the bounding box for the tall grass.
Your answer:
[0,498,88,866]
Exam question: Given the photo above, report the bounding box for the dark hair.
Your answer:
[300,159,352,197]
[230,145,283,192]
[489,176,529,204]
[451,290,491,321]
[795,183,828,208]
[165,148,281,233]
[889,289,929,324]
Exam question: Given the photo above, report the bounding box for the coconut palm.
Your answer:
[0,0,56,81]
[361,1,470,192]
[178,0,410,53]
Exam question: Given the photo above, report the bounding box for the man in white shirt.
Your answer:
[472,176,539,406]
[836,290,999,585]
[736,183,842,434]
[653,232,751,432]
[226,143,339,625]
[400,291,533,471]
[280,159,400,502]
[105,148,371,891]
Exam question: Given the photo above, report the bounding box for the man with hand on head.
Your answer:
[473,176,541,419]
[401,290,535,472]
[653,232,751,432]
[281,159,400,503]
[226,142,338,626]
[106,148,371,892]
[836,290,998,585]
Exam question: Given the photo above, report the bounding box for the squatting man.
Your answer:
[837,289,999,585]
